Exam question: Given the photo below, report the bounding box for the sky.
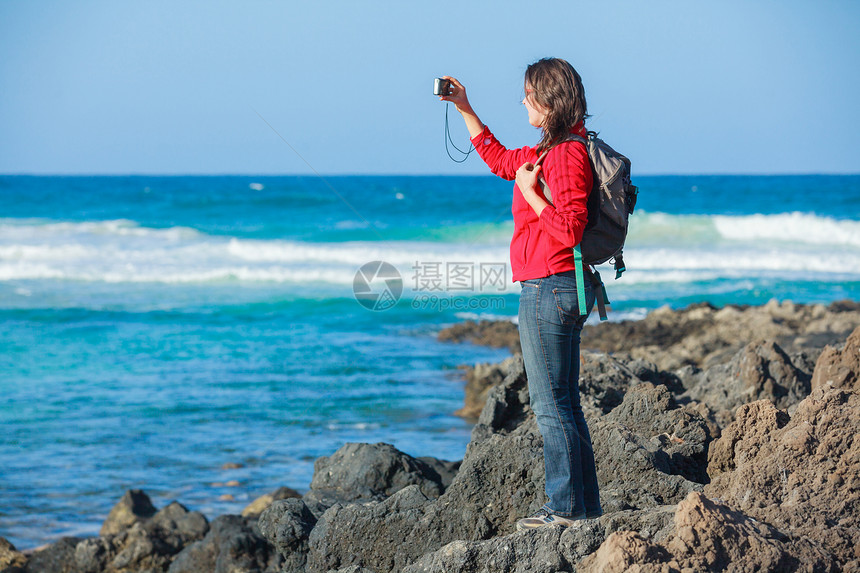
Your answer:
[1,0,859,176]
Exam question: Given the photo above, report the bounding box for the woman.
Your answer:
[440,58,602,530]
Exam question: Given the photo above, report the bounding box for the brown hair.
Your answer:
[524,58,588,153]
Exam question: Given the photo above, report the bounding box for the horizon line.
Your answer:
[3,171,860,178]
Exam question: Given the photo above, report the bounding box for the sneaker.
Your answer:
[515,509,583,531]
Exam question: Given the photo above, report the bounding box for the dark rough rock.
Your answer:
[304,410,548,571]
[309,442,449,503]
[403,526,577,573]
[621,358,685,395]
[300,489,347,522]
[105,501,209,572]
[168,514,279,573]
[0,537,27,573]
[594,505,677,545]
[23,496,208,573]
[704,386,860,568]
[733,340,812,408]
[603,382,712,484]
[578,492,838,573]
[469,351,645,446]
[402,506,677,573]
[578,352,644,416]
[416,457,460,492]
[241,486,302,519]
[23,537,82,573]
[100,489,158,537]
[437,319,521,354]
[811,324,860,392]
[425,425,544,539]
[257,498,317,573]
[590,420,703,514]
[307,485,433,573]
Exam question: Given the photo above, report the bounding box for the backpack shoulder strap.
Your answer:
[536,134,589,203]
[535,134,586,168]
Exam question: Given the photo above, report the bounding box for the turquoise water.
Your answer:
[1,174,859,548]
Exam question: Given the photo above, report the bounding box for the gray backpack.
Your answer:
[536,131,638,320]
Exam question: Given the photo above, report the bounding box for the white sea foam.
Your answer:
[1,215,857,287]
[632,211,860,248]
[713,212,860,247]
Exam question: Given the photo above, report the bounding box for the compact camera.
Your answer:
[433,78,451,96]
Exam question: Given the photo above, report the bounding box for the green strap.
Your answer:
[591,269,610,321]
[614,252,627,280]
[573,244,587,316]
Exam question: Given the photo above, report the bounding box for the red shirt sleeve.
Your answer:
[470,125,536,181]
[537,141,592,247]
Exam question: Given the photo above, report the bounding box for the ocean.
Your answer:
[1,174,859,549]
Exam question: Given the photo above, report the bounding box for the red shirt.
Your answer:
[470,123,592,282]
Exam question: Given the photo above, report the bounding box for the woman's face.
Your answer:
[523,84,548,128]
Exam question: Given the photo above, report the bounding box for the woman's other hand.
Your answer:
[516,162,548,217]
[516,162,541,196]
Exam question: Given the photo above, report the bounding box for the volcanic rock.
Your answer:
[168,514,278,573]
[603,382,712,484]
[257,498,317,573]
[308,442,449,503]
[22,537,82,573]
[402,506,677,573]
[23,495,209,573]
[99,489,157,537]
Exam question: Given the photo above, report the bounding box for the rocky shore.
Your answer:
[2,299,858,572]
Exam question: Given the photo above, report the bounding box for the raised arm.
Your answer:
[440,76,533,180]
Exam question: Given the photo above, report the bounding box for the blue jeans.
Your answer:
[519,271,602,518]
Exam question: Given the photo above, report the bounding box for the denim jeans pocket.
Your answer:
[552,287,585,324]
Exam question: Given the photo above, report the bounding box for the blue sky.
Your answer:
[1,0,858,175]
